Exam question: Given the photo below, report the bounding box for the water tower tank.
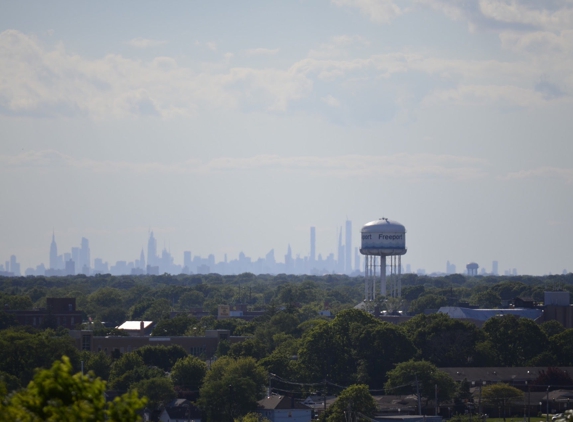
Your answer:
[360,218,407,256]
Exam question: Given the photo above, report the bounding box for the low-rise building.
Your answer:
[257,394,312,422]
[5,297,82,330]
[70,329,244,358]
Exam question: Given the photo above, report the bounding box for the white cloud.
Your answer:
[478,0,573,31]
[331,0,403,24]
[0,150,489,181]
[0,30,310,118]
[0,28,570,121]
[126,37,166,48]
[504,167,573,184]
[499,30,573,55]
[206,41,217,51]
[245,48,279,56]
[322,94,341,107]
[417,0,573,30]
[421,84,551,107]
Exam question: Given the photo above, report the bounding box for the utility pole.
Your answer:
[415,374,422,415]
[546,386,550,422]
[478,381,483,416]
[435,384,438,416]
[324,379,327,413]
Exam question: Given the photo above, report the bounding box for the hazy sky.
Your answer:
[1,0,572,275]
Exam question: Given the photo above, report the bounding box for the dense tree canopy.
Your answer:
[197,356,267,421]
[385,360,457,404]
[323,384,377,422]
[0,356,146,422]
[482,315,548,366]
[1,271,573,420]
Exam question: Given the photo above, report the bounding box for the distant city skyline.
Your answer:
[2,220,563,277]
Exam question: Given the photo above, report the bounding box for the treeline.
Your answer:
[1,273,573,421]
[1,272,572,323]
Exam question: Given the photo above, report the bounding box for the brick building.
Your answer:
[70,329,244,358]
[5,297,82,330]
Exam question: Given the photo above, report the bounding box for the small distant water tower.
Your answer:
[360,218,407,300]
[466,262,479,276]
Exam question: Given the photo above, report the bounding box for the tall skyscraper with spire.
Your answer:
[147,231,157,268]
[345,219,352,274]
[337,227,344,273]
[49,232,58,270]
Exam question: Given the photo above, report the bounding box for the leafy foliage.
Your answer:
[323,384,377,422]
[385,360,457,404]
[0,355,146,422]
[170,355,207,391]
[198,356,267,422]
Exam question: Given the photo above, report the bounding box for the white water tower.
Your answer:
[360,218,407,300]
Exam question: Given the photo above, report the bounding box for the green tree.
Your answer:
[198,356,267,422]
[481,383,523,416]
[0,311,18,330]
[469,290,501,309]
[229,338,268,360]
[235,413,270,422]
[79,351,113,381]
[0,356,146,422]
[0,328,80,386]
[324,384,377,422]
[170,355,207,391]
[353,324,416,388]
[385,360,456,405]
[408,294,448,314]
[540,320,566,338]
[135,345,188,371]
[178,291,205,309]
[402,313,483,367]
[141,299,171,321]
[298,321,350,383]
[108,352,163,391]
[482,315,547,366]
[99,307,127,326]
[109,352,145,382]
[0,294,34,311]
[151,314,198,336]
[131,377,176,410]
[550,329,573,366]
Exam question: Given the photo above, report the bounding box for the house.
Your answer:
[257,394,312,422]
[116,320,155,336]
[157,399,201,422]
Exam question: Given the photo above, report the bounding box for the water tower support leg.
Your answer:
[398,255,402,297]
[380,255,387,297]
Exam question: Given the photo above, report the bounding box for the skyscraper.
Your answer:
[354,247,360,272]
[79,237,90,271]
[9,255,20,276]
[492,260,499,276]
[310,227,316,263]
[72,247,80,271]
[147,231,157,268]
[140,249,146,269]
[345,219,352,274]
[49,232,58,270]
[337,227,344,273]
[285,244,293,273]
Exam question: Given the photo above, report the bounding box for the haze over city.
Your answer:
[1,1,572,276]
